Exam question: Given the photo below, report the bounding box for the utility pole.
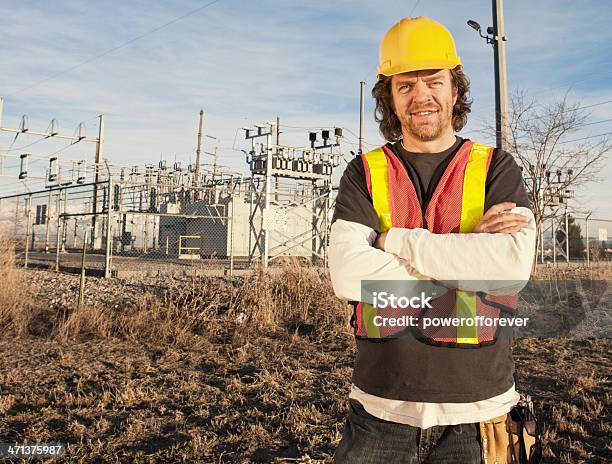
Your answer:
[264,125,273,268]
[565,207,570,263]
[44,189,52,252]
[91,114,104,248]
[359,81,365,155]
[467,1,509,150]
[275,116,280,201]
[492,0,509,151]
[14,197,19,237]
[24,196,32,268]
[194,110,203,188]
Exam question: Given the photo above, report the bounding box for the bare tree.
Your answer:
[494,91,611,266]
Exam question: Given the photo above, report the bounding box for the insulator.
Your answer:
[48,157,58,182]
[19,153,29,179]
[19,115,29,133]
[50,119,59,136]
[77,161,87,184]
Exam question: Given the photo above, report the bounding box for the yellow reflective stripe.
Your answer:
[362,303,381,338]
[361,147,392,339]
[457,142,491,344]
[459,142,490,233]
[456,290,478,344]
[365,148,393,232]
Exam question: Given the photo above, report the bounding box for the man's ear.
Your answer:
[452,85,458,107]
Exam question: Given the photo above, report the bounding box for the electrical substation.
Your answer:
[0,100,342,276]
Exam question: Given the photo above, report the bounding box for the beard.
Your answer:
[399,105,453,142]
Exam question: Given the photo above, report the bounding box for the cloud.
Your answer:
[1,0,610,215]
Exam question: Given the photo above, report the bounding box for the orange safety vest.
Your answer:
[355,141,518,347]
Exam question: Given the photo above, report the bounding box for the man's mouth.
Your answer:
[410,109,438,116]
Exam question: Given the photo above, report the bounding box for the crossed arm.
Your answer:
[328,205,536,302]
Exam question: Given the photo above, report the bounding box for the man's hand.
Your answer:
[374,231,388,250]
[374,202,528,248]
[473,202,529,234]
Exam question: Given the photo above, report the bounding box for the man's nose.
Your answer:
[413,81,433,104]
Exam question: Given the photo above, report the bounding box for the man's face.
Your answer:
[391,69,458,142]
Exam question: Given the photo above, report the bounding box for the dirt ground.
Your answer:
[0,269,610,463]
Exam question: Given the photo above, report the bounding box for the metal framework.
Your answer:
[243,122,341,268]
[0,102,343,276]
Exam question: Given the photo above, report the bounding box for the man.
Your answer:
[329,16,536,463]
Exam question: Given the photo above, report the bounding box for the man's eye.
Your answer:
[430,81,443,87]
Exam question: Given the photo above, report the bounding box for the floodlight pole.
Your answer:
[359,81,365,155]
[492,0,509,151]
[467,0,509,151]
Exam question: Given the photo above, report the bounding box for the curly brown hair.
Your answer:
[372,68,472,142]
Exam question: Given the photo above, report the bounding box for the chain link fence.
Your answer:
[537,214,612,265]
[5,176,609,276]
[0,175,336,278]
[0,182,112,276]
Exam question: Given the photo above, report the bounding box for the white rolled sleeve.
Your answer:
[383,207,536,282]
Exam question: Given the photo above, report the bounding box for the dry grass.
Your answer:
[0,237,610,463]
[0,236,32,335]
[533,261,612,280]
[1,250,350,347]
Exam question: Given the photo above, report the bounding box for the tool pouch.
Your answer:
[479,399,542,463]
[480,413,513,464]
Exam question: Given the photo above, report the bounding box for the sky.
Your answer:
[1,0,611,218]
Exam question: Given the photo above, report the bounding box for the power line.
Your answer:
[341,127,378,147]
[3,135,53,153]
[566,100,612,111]
[524,100,612,123]
[579,117,612,128]
[533,56,612,95]
[559,131,612,144]
[409,0,421,16]
[276,124,379,148]
[468,99,612,125]
[279,124,330,130]
[6,0,223,97]
[466,115,612,136]
[467,100,612,134]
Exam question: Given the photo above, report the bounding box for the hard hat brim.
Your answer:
[377,58,462,78]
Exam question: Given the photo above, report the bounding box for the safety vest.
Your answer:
[355,141,518,348]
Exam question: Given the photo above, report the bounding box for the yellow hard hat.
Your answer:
[377,16,462,78]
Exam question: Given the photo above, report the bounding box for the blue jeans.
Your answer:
[333,400,483,464]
